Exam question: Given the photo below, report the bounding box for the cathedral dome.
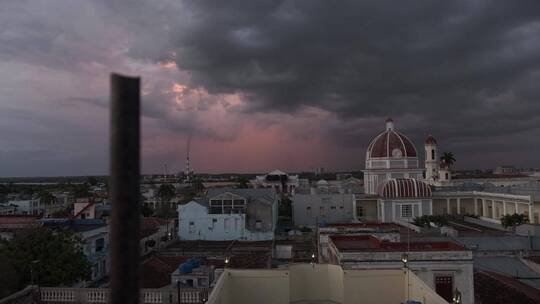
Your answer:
[366,119,417,158]
[378,178,432,198]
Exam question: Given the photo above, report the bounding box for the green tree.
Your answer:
[86,177,98,187]
[157,184,176,202]
[0,227,91,297]
[154,204,177,219]
[501,213,528,230]
[38,191,56,206]
[73,184,90,198]
[236,176,249,189]
[49,207,71,218]
[440,152,456,167]
[141,204,154,217]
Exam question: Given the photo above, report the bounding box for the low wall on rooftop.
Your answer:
[206,264,448,304]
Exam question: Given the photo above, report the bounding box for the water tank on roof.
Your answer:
[179,262,193,274]
[178,258,201,274]
[188,258,200,268]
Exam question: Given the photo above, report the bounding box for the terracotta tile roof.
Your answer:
[0,215,39,231]
[142,255,191,288]
[141,253,270,288]
[474,270,540,304]
[140,217,171,239]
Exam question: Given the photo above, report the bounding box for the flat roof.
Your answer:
[330,235,467,252]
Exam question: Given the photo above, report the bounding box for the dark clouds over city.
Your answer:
[1,0,540,176]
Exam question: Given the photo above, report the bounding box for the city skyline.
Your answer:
[2,1,540,176]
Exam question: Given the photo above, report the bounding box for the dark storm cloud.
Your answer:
[152,0,540,159]
[2,0,540,176]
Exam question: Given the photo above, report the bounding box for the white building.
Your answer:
[251,169,299,195]
[292,181,355,227]
[352,118,535,226]
[327,235,474,303]
[178,188,278,241]
[8,198,41,215]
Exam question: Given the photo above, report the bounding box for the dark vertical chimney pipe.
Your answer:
[110,73,141,304]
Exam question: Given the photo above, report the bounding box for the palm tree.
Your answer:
[440,152,456,167]
[157,184,176,203]
[38,191,56,206]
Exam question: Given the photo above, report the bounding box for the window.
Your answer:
[357,206,364,217]
[189,221,195,233]
[93,264,99,278]
[431,149,435,160]
[255,220,262,230]
[210,207,222,214]
[339,206,344,209]
[320,206,326,216]
[401,205,412,218]
[306,206,312,216]
[331,206,336,210]
[233,199,245,205]
[435,276,453,302]
[95,238,105,253]
[445,173,449,179]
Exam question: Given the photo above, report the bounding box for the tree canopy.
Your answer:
[501,213,528,229]
[157,184,176,202]
[0,227,91,297]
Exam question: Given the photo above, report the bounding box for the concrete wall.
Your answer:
[292,193,354,226]
[343,269,404,304]
[355,199,377,221]
[206,265,448,304]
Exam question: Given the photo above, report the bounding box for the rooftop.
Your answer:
[0,215,39,231]
[40,218,107,232]
[206,187,277,203]
[330,235,466,252]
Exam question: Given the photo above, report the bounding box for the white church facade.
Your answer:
[354,118,534,224]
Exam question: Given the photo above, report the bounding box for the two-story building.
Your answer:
[178,188,278,241]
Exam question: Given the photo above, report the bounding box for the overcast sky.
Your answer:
[1,0,540,177]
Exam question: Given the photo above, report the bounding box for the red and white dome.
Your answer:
[366,119,417,158]
[377,178,432,198]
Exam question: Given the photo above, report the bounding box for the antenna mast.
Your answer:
[185,135,192,182]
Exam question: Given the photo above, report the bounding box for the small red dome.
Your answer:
[425,135,437,145]
[378,178,432,198]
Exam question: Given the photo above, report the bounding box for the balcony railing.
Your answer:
[38,287,208,304]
